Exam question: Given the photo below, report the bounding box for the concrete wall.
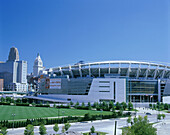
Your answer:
[38,78,126,103]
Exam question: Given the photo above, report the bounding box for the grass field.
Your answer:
[0,105,112,120]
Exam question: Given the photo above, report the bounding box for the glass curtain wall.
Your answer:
[127,80,158,102]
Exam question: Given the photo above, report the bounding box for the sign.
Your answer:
[50,79,61,89]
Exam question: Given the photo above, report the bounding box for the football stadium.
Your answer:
[36,60,170,104]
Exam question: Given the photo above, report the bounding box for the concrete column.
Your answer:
[158,79,161,102]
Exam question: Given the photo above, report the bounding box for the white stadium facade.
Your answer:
[37,60,170,104]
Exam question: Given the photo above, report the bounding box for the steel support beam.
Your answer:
[79,64,82,77]
[89,64,91,77]
[59,67,63,76]
[69,65,74,78]
[126,63,131,77]
[136,64,141,78]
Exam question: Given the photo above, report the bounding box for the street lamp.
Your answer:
[133,96,136,116]
[100,109,103,120]
[12,114,15,130]
[57,106,60,124]
[62,111,65,124]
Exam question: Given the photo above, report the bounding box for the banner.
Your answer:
[50,79,61,89]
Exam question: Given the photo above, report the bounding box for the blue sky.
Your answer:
[0,0,170,73]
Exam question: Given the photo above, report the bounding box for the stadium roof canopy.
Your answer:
[50,60,170,79]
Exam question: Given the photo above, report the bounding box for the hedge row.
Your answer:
[0,102,10,105]
[16,103,29,106]
[35,104,50,107]
[0,112,131,129]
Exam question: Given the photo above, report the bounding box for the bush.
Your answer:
[0,102,10,105]
[84,113,91,121]
[53,123,59,133]
[90,126,95,133]
[24,124,34,135]
[0,127,8,135]
[39,124,47,135]
[16,103,29,106]
[122,116,157,135]
[35,104,50,107]
[64,123,71,131]
[128,102,133,110]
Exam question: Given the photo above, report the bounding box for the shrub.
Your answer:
[84,113,91,121]
[39,124,47,135]
[24,124,34,135]
[0,127,8,135]
[64,123,71,131]
[16,103,29,106]
[128,102,133,110]
[35,104,50,107]
[0,102,10,105]
[90,126,95,133]
[53,123,59,133]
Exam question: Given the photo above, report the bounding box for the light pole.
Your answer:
[114,121,117,135]
[133,96,136,116]
[12,114,15,130]
[58,106,60,124]
[62,111,65,124]
[100,109,103,120]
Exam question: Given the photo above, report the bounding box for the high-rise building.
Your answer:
[0,47,27,92]
[0,79,3,91]
[33,53,44,76]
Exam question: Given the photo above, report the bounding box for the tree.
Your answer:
[162,114,166,119]
[64,123,71,131]
[61,126,65,133]
[0,127,8,135]
[53,123,59,133]
[122,115,157,135]
[39,124,47,135]
[16,98,21,103]
[84,113,91,120]
[88,102,91,107]
[90,126,95,133]
[0,97,5,103]
[24,124,34,135]
[128,102,133,110]
[121,102,127,110]
[127,117,132,126]
[109,101,114,109]
[116,102,121,110]
[53,103,56,108]
[70,101,74,106]
[6,97,11,103]
[157,114,162,121]
[164,103,169,110]
[93,102,97,108]
[149,104,152,108]
[75,102,79,109]
[81,102,85,108]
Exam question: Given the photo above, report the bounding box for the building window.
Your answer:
[114,82,116,100]
[99,86,110,88]
[99,81,110,83]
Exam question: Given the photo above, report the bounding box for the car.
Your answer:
[146,112,152,115]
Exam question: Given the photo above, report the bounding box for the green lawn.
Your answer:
[0,105,112,120]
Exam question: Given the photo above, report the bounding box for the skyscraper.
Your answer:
[8,47,19,61]
[0,47,27,92]
[33,53,44,76]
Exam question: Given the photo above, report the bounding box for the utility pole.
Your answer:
[114,121,117,135]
